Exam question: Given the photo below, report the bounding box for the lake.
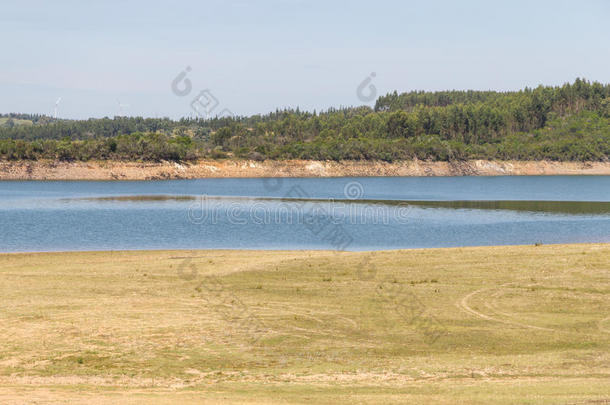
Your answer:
[1,176,609,252]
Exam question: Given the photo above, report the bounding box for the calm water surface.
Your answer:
[0,176,609,252]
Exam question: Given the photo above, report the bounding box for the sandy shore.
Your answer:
[1,159,609,180]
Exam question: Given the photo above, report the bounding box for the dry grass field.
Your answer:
[0,244,608,404]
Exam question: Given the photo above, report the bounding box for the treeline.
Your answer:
[1,111,607,162]
[0,133,198,162]
[0,115,239,140]
[0,113,50,124]
[0,79,608,162]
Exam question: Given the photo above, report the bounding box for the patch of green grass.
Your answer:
[0,245,608,404]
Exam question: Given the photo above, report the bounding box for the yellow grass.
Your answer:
[0,244,609,404]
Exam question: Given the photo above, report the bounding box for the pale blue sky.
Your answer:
[1,0,609,119]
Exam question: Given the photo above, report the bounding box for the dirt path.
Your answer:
[457,284,556,332]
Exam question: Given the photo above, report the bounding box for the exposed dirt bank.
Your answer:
[1,159,609,180]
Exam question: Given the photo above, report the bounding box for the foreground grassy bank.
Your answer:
[1,244,608,404]
[2,158,610,180]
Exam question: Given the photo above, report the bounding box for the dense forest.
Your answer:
[1,78,609,162]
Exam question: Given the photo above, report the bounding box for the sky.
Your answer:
[1,0,609,119]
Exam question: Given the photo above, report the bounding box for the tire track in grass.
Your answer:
[457,284,556,332]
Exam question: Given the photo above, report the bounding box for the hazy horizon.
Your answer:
[2,0,609,120]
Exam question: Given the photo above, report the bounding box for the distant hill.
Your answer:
[0,117,32,127]
[0,78,608,162]
[0,113,55,127]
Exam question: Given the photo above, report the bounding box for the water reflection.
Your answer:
[74,195,610,216]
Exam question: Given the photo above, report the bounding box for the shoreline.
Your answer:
[1,242,607,255]
[1,159,609,180]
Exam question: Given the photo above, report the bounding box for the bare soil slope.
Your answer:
[1,159,609,180]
